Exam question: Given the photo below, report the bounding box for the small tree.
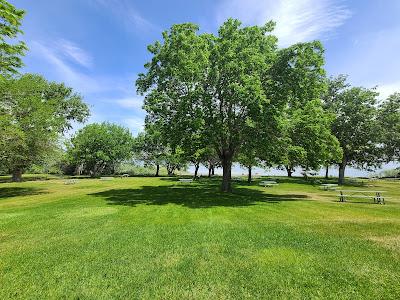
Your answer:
[134,127,166,176]
[282,100,342,178]
[0,74,89,181]
[378,92,400,163]
[68,122,135,177]
[324,76,382,184]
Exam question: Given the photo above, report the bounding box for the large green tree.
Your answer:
[324,76,382,184]
[137,19,326,192]
[68,122,135,177]
[378,92,400,162]
[0,0,27,77]
[0,74,89,181]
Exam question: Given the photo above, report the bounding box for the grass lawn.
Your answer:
[0,176,399,299]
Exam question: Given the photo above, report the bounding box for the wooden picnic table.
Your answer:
[259,180,278,187]
[178,178,193,183]
[320,184,338,191]
[64,179,79,185]
[232,177,242,181]
[337,190,388,204]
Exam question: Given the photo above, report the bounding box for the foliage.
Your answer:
[68,122,135,177]
[378,92,400,162]
[324,76,382,184]
[0,0,28,77]
[137,19,326,191]
[28,142,66,175]
[282,100,342,176]
[134,126,167,175]
[0,74,89,181]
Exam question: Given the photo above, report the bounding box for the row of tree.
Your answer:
[135,19,400,191]
[0,1,89,181]
[1,1,399,188]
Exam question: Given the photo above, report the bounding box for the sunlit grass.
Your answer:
[0,176,399,299]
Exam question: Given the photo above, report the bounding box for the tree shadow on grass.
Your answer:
[89,185,309,209]
[0,187,47,199]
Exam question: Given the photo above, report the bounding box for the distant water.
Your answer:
[188,162,398,178]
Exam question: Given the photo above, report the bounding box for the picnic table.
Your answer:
[119,174,129,178]
[178,178,193,183]
[320,184,338,191]
[259,180,278,187]
[337,190,388,204]
[64,179,79,185]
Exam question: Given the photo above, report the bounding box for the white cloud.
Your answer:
[56,39,93,68]
[377,81,400,100]
[30,41,102,94]
[30,41,133,96]
[216,0,351,46]
[115,96,144,110]
[123,116,145,134]
[92,0,158,32]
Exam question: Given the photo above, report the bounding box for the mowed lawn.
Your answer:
[0,176,399,299]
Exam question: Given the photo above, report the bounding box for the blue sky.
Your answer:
[13,0,400,175]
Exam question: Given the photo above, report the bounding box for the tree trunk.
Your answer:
[221,150,233,192]
[208,165,212,177]
[194,163,199,178]
[286,166,293,177]
[211,166,215,176]
[12,168,22,182]
[247,166,252,183]
[155,164,160,177]
[167,163,175,176]
[325,165,329,179]
[338,157,347,185]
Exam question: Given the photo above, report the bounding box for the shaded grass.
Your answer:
[0,176,399,299]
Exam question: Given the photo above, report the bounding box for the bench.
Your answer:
[259,181,278,187]
[100,177,113,181]
[120,174,129,178]
[64,179,79,185]
[337,190,389,204]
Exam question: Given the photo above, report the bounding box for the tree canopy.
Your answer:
[137,19,326,191]
[378,92,400,162]
[68,122,135,177]
[0,0,27,77]
[0,74,89,181]
[324,76,382,184]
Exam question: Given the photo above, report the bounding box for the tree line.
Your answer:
[136,19,400,191]
[1,1,399,189]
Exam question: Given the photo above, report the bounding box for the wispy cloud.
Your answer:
[56,39,93,68]
[91,0,158,33]
[123,116,145,134]
[377,81,400,100]
[30,40,132,96]
[115,96,144,110]
[216,0,351,46]
[30,41,101,94]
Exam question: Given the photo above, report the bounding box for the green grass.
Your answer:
[0,176,399,299]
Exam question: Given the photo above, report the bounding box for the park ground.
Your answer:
[0,175,399,299]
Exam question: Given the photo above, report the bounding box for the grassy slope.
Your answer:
[0,176,399,299]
